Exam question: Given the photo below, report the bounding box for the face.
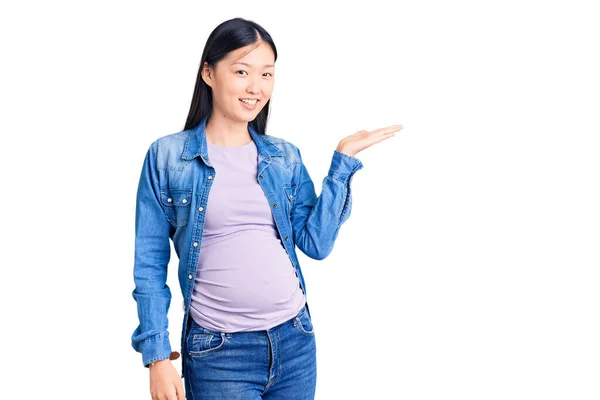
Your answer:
[202,41,275,123]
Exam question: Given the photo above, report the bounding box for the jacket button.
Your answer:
[284,237,288,241]
[193,242,198,247]
[198,206,204,212]
[182,199,187,204]
[167,198,172,202]
[208,176,213,180]
[273,203,278,208]
[259,174,263,179]
[188,274,193,280]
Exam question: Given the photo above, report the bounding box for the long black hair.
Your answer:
[183,18,278,135]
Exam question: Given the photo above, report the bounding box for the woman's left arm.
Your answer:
[290,124,403,259]
[289,149,363,260]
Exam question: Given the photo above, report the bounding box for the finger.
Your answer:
[167,387,178,400]
[176,382,185,400]
[370,125,403,135]
[374,133,395,144]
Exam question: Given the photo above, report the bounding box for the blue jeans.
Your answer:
[183,305,317,399]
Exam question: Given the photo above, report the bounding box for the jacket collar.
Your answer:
[181,116,283,164]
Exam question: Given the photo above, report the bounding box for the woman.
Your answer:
[131,17,402,400]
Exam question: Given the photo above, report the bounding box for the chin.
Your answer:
[237,111,261,122]
[231,115,254,124]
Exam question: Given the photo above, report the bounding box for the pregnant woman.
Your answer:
[131,17,402,400]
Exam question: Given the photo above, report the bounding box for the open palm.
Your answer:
[336,125,403,157]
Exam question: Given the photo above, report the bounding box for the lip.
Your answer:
[239,98,259,110]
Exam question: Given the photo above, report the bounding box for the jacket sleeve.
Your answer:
[131,141,174,367]
[290,148,364,260]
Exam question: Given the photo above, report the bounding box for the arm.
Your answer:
[290,148,364,260]
[131,141,174,368]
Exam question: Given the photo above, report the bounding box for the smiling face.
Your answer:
[202,41,275,124]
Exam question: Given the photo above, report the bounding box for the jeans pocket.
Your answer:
[293,306,314,336]
[187,324,226,357]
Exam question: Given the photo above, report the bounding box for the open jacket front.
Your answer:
[131,117,364,376]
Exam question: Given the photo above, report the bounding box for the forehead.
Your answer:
[225,42,275,68]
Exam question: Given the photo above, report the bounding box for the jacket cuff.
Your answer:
[140,332,173,368]
[328,150,364,181]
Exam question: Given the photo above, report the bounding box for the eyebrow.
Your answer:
[231,62,275,68]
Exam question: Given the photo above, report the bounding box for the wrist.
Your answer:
[335,147,357,158]
[148,358,170,368]
[146,350,180,368]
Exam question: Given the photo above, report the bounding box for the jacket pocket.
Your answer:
[160,188,192,227]
[283,183,298,211]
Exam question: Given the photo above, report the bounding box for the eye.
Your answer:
[236,70,248,75]
[263,72,273,77]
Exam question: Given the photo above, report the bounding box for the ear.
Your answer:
[201,62,213,88]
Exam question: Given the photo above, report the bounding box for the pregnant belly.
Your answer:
[193,230,299,312]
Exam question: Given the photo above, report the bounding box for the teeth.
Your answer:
[240,99,257,105]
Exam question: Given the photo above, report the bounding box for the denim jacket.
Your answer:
[131,117,364,372]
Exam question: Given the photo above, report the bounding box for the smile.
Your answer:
[239,99,258,105]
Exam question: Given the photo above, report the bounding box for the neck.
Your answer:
[205,115,252,147]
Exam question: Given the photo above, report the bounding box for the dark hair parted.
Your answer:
[183,18,278,135]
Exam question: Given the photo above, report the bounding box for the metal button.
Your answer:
[273,203,278,208]
[193,242,198,247]
[167,198,172,202]
[284,237,288,241]
[208,176,213,180]
[182,199,187,204]
[188,274,193,280]
[288,195,293,200]
[259,174,263,178]
[198,206,204,212]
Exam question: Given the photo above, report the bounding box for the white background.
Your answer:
[1,1,599,399]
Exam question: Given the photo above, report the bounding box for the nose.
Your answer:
[247,75,260,94]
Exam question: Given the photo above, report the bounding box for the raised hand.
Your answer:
[336,124,403,157]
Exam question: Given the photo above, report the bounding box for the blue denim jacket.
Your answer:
[131,117,363,372]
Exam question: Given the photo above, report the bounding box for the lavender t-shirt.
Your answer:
[189,139,306,332]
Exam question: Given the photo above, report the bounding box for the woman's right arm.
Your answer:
[131,141,175,368]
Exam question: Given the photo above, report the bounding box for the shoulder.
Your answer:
[144,128,193,157]
[151,129,189,151]
[260,133,302,163]
[144,129,191,170]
